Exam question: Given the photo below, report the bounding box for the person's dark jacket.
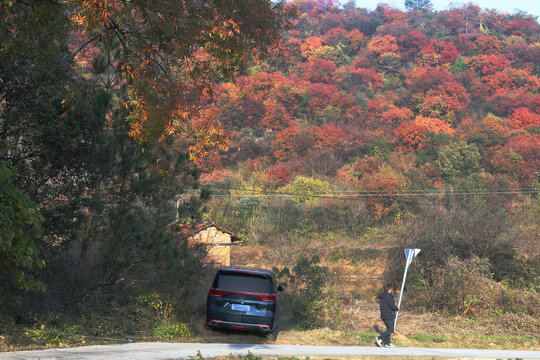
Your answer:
[379,291,399,320]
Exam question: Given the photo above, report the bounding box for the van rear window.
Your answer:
[216,272,273,293]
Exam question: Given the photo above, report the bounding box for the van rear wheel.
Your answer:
[265,323,279,341]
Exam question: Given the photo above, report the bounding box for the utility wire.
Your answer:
[200,185,539,198]
[207,190,538,198]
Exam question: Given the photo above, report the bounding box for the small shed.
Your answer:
[169,222,243,266]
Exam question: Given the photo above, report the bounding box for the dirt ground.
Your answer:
[211,242,540,350]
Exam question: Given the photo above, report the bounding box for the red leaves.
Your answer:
[367,35,399,55]
[264,165,293,187]
[359,171,400,220]
[474,35,504,55]
[301,58,337,83]
[508,107,540,130]
[505,134,540,177]
[394,122,427,153]
[308,82,339,111]
[272,126,313,161]
[262,102,293,130]
[465,55,510,75]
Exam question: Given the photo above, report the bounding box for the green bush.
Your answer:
[411,256,495,314]
[274,255,342,329]
[152,319,190,340]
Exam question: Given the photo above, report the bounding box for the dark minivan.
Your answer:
[206,267,282,340]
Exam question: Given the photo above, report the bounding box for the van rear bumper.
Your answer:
[208,319,271,332]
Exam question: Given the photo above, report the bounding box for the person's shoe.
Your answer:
[375,337,383,347]
[385,343,395,348]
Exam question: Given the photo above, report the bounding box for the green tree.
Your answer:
[405,0,433,11]
[0,143,44,296]
[280,177,330,204]
[435,141,482,180]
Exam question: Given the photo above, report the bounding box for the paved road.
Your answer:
[2,343,540,360]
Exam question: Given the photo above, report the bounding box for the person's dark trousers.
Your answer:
[380,318,395,344]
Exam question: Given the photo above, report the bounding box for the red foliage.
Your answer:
[505,134,540,177]
[394,121,427,153]
[308,82,339,111]
[405,66,454,94]
[264,165,293,187]
[301,58,337,83]
[218,95,265,129]
[323,27,348,45]
[453,34,474,54]
[347,67,384,89]
[508,107,540,130]
[310,123,350,149]
[482,71,515,96]
[486,90,534,117]
[398,30,428,54]
[347,29,366,51]
[272,126,314,161]
[419,81,469,121]
[380,107,414,126]
[534,95,540,113]
[420,39,458,65]
[474,35,504,55]
[505,17,540,36]
[465,55,510,75]
[262,102,293,130]
[359,171,400,220]
[367,35,399,55]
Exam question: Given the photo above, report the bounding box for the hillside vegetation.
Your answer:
[196,0,539,335]
[0,0,538,351]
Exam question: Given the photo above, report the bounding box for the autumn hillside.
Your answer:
[196,0,540,325]
[1,0,539,350]
[200,1,539,201]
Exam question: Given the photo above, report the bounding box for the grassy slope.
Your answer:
[1,241,538,352]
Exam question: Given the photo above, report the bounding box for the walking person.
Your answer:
[375,283,399,348]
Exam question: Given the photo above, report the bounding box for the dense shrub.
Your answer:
[274,255,342,329]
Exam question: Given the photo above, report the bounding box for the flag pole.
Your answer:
[394,248,420,330]
[394,250,411,330]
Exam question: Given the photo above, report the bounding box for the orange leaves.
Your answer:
[300,36,323,59]
[272,125,308,161]
[465,55,510,75]
[347,29,365,51]
[188,108,229,163]
[367,34,399,56]
[262,102,293,130]
[308,82,338,111]
[508,107,540,130]
[415,116,455,135]
[474,35,504,55]
[380,107,413,126]
[394,121,427,153]
[301,58,337,83]
[67,0,123,31]
[310,123,349,149]
[394,116,455,152]
[359,170,400,220]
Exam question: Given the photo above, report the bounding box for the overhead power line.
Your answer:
[201,185,539,198]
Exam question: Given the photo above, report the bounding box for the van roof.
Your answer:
[218,266,274,277]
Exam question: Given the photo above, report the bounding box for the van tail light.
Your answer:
[209,289,227,297]
[209,288,275,301]
[256,293,276,301]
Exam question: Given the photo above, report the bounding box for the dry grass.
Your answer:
[225,241,540,350]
